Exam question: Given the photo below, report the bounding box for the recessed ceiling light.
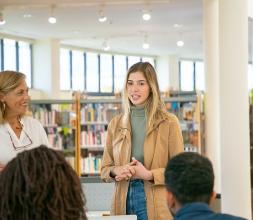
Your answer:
[0,12,6,25]
[48,16,57,24]
[173,24,183,28]
[98,10,107,23]
[0,19,6,25]
[23,14,32,18]
[177,40,184,47]
[102,41,110,51]
[142,12,151,21]
[98,16,107,23]
[142,42,150,49]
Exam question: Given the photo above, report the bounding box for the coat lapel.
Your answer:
[144,116,165,169]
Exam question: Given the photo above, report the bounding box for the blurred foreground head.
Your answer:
[0,145,87,220]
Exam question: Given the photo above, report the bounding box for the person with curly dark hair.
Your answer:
[164,152,246,220]
[0,145,87,220]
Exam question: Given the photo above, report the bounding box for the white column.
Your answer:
[219,0,251,218]
[248,0,253,18]
[203,0,221,194]
[33,39,61,99]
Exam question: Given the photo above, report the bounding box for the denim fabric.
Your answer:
[126,180,148,220]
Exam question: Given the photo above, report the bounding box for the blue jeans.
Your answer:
[126,180,148,220]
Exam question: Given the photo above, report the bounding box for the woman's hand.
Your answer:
[113,161,137,182]
[130,157,153,181]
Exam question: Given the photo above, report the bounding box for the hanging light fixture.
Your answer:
[102,40,110,51]
[98,9,107,23]
[177,40,184,47]
[48,5,57,24]
[142,10,151,21]
[142,34,150,49]
[0,11,6,25]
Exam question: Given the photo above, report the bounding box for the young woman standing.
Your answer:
[101,62,184,220]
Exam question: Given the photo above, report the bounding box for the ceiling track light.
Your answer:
[142,42,150,49]
[48,5,57,24]
[98,9,107,23]
[177,40,184,47]
[142,34,150,49]
[142,10,151,21]
[0,11,6,25]
[102,40,110,51]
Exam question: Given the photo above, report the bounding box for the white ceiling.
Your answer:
[0,0,203,58]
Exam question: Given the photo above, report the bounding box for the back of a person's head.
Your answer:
[0,145,87,220]
[165,152,214,205]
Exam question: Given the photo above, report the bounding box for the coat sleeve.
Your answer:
[150,115,184,185]
[100,118,117,183]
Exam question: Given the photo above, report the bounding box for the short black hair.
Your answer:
[164,152,214,205]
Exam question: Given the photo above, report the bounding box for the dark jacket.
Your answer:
[174,202,247,220]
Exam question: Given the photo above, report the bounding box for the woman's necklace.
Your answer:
[9,117,23,131]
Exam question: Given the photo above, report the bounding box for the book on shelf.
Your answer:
[81,153,102,175]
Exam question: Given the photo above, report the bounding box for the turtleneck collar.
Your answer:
[131,105,145,117]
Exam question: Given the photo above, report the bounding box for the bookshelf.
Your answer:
[30,93,205,176]
[29,99,77,170]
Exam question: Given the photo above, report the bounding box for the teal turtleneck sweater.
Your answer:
[130,106,146,164]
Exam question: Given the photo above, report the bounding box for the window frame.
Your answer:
[60,48,155,96]
[0,38,33,88]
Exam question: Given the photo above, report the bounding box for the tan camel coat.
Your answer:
[101,112,184,220]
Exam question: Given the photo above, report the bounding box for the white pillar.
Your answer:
[33,39,61,99]
[203,0,221,194]
[219,0,251,218]
[204,0,251,218]
[248,0,253,18]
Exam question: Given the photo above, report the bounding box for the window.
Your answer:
[142,57,155,67]
[100,54,113,93]
[114,55,127,92]
[0,38,32,87]
[59,48,155,95]
[180,61,194,91]
[72,50,85,91]
[3,39,17,71]
[86,52,99,92]
[195,61,205,91]
[128,56,141,68]
[60,48,71,90]
[18,41,32,88]
[179,60,205,92]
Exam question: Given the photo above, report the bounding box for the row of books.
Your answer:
[80,103,121,123]
[31,104,76,126]
[81,153,102,175]
[81,130,107,147]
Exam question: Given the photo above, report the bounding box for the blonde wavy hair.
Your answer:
[122,62,168,129]
[0,70,26,124]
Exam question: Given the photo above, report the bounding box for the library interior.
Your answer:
[0,0,252,219]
